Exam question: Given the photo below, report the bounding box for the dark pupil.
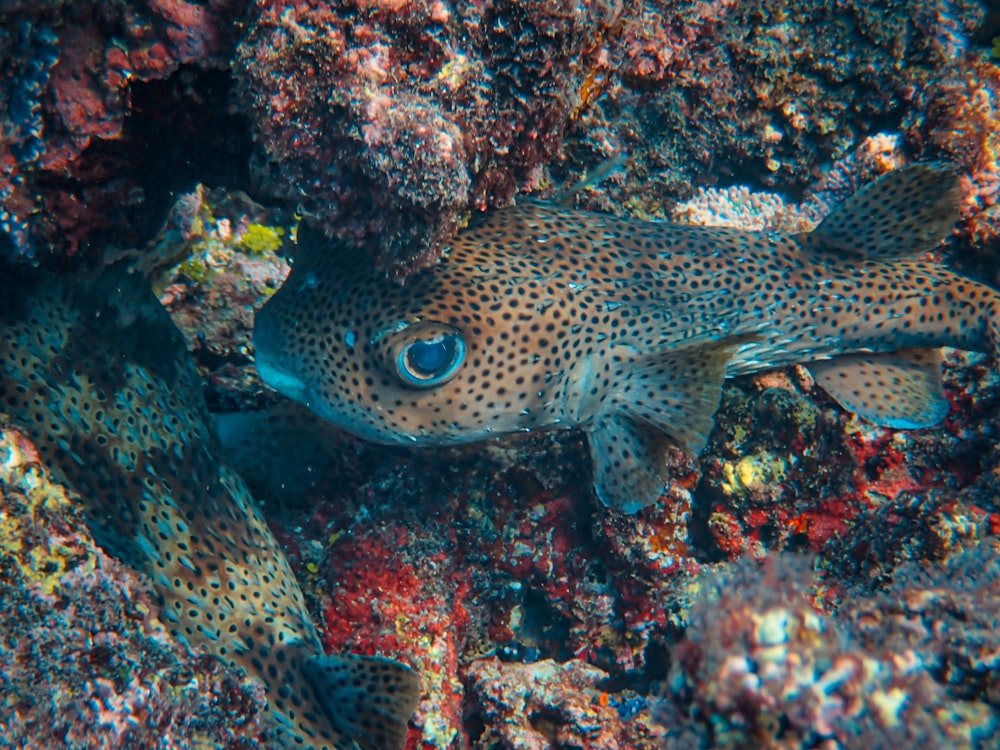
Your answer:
[407,338,451,375]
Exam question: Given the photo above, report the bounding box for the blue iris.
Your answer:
[408,339,449,374]
[396,330,466,388]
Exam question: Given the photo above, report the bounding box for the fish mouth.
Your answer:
[253,314,308,403]
[254,348,308,404]
[252,314,355,432]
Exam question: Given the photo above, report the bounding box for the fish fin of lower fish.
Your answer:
[612,333,759,454]
[808,348,949,428]
[586,412,680,513]
[302,653,419,750]
[801,162,960,261]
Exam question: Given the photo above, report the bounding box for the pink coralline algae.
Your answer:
[0,426,269,749]
[0,1,243,262]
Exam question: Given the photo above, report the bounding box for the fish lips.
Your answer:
[253,312,309,403]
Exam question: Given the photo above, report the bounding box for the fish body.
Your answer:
[0,265,418,749]
[254,164,1000,512]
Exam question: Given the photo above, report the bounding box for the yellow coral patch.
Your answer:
[720,452,788,496]
[0,428,94,595]
[239,223,286,256]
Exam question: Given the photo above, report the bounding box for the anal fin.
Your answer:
[302,653,419,750]
[808,348,949,429]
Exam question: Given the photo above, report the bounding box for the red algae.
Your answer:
[319,530,469,748]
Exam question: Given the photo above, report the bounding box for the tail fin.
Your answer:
[303,653,420,750]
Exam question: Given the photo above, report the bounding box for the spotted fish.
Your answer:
[0,264,419,749]
[254,164,1000,513]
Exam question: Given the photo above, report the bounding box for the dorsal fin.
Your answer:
[800,163,960,261]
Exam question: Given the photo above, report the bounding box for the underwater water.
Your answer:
[2,2,1000,749]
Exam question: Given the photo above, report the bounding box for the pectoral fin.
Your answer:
[588,335,753,512]
[612,334,756,454]
[586,412,683,513]
[808,348,949,429]
[302,653,419,750]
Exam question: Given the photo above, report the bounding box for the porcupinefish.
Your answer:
[254,163,1000,513]
[0,264,419,749]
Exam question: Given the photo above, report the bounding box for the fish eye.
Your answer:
[393,323,466,388]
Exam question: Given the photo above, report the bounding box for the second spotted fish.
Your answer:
[254,164,1000,512]
[0,264,419,750]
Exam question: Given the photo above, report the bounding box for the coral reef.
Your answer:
[148,184,294,411]
[466,657,663,750]
[566,0,983,215]
[234,0,623,276]
[3,2,1000,749]
[850,546,1000,705]
[233,0,984,275]
[904,56,1000,280]
[0,2,249,264]
[2,1,992,280]
[665,553,1000,749]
